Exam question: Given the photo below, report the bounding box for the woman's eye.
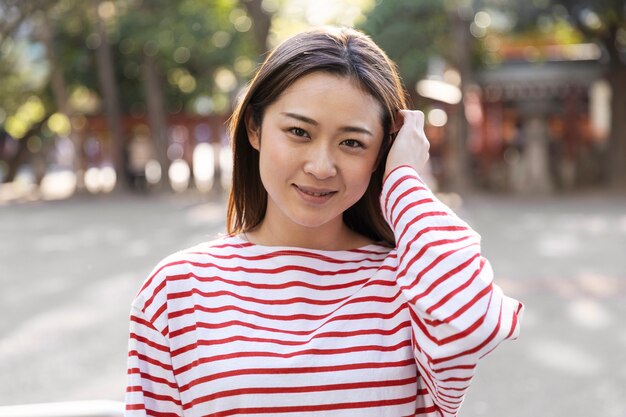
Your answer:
[342,139,364,149]
[289,127,309,137]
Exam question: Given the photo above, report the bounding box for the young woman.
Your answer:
[125,27,523,417]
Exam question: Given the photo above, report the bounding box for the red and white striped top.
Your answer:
[125,166,523,417]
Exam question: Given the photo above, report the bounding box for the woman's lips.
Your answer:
[293,184,337,203]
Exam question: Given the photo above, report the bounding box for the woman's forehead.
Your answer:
[270,72,384,124]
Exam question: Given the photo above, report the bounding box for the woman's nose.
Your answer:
[303,145,337,179]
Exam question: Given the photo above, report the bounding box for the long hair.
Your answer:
[226,27,408,247]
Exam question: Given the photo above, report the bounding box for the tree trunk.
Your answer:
[40,16,84,187]
[608,64,626,188]
[3,137,29,183]
[240,0,272,55]
[3,118,49,183]
[446,8,472,192]
[93,0,128,191]
[41,19,68,115]
[142,53,170,190]
[601,23,626,189]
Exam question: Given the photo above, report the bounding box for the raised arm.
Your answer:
[382,111,523,416]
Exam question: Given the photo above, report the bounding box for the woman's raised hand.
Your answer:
[384,110,430,179]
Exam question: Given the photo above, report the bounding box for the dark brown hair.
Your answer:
[226,26,408,247]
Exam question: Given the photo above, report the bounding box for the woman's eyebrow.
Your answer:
[282,112,317,125]
[281,112,373,136]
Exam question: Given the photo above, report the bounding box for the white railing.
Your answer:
[0,401,124,417]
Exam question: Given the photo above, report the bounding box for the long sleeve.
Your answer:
[125,306,183,417]
[382,165,523,417]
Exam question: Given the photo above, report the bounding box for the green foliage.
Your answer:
[0,0,265,129]
[358,0,451,97]
[0,39,48,118]
[50,0,257,115]
[476,0,625,65]
[554,0,625,59]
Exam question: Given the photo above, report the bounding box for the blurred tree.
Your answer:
[240,0,273,55]
[0,0,59,184]
[358,0,473,190]
[1,0,273,190]
[358,0,450,104]
[93,0,127,191]
[555,0,626,186]
[111,0,268,188]
[0,0,127,188]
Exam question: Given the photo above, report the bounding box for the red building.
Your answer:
[468,43,608,192]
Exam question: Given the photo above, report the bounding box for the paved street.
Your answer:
[1,189,625,417]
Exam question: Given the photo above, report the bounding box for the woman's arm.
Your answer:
[383,111,523,417]
[125,306,184,417]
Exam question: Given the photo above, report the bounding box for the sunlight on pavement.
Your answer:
[0,400,124,417]
[566,298,613,329]
[528,339,604,376]
[518,213,544,231]
[1,272,135,360]
[126,239,152,258]
[0,272,136,402]
[34,227,130,254]
[34,233,78,253]
[576,216,610,234]
[574,271,623,297]
[493,276,530,298]
[541,272,625,300]
[470,400,489,416]
[618,331,626,349]
[556,214,610,234]
[185,201,228,226]
[545,277,580,298]
[0,306,102,358]
[537,232,582,257]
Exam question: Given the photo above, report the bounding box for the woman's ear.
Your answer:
[390,110,404,135]
[245,108,261,150]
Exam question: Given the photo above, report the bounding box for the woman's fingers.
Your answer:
[399,109,424,129]
[385,110,430,177]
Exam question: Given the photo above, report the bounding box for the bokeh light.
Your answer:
[192,143,215,192]
[47,113,71,136]
[168,159,190,192]
[427,108,448,127]
[84,166,116,194]
[145,160,162,185]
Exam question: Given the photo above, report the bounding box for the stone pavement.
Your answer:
[1,190,625,417]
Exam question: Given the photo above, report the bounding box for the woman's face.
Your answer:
[247,71,385,235]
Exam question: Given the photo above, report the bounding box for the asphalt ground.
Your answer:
[1,189,625,417]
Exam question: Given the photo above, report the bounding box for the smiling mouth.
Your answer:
[294,185,337,198]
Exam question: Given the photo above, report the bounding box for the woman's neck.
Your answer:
[244,218,372,250]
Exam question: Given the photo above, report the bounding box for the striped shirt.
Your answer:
[125,165,523,417]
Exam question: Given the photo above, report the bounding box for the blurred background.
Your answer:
[1,0,625,416]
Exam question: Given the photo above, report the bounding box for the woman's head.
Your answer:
[227,26,408,246]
